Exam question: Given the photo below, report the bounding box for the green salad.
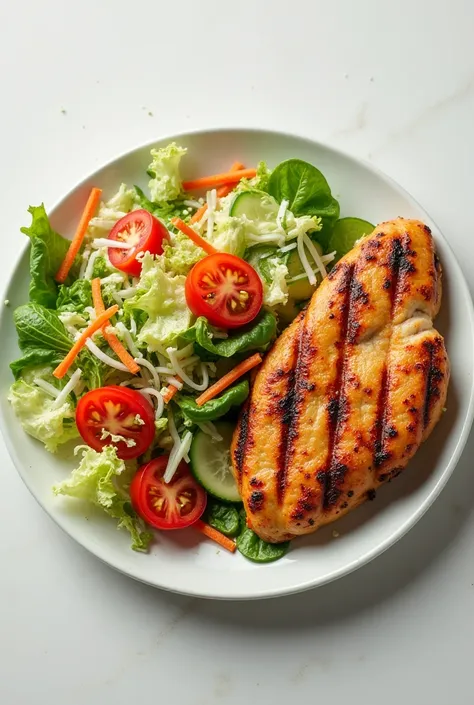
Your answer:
[8,143,373,562]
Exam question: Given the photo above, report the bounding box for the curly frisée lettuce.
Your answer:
[53,445,153,552]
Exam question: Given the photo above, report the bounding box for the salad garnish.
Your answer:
[8,142,374,561]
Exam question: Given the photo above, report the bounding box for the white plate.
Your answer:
[1,128,473,600]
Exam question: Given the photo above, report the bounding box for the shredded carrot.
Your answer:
[195,353,262,407]
[171,218,218,255]
[189,203,208,225]
[161,377,182,403]
[53,305,119,379]
[190,161,245,224]
[194,520,236,553]
[91,278,139,375]
[56,187,102,284]
[183,168,257,192]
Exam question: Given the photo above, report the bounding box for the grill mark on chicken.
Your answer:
[422,338,444,429]
[374,234,417,468]
[233,403,250,485]
[275,328,305,503]
[321,263,355,508]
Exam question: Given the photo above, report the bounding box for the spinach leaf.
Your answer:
[245,246,281,284]
[56,279,92,313]
[236,507,289,563]
[181,310,277,359]
[204,499,241,538]
[237,525,290,563]
[21,204,80,309]
[328,217,374,262]
[267,159,340,229]
[175,379,249,422]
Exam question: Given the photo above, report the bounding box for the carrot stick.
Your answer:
[183,168,257,192]
[190,161,245,224]
[55,187,102,283]
[194,520,236,553]
[91,278,139,375]
[217,161,245,197]
[161,377,182,403]
[195,353,262,407]
[53,305,119,379]
[171,218,218,255]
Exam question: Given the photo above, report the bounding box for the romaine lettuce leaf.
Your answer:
[125,253,192,351]
[53,445,152,552]
[8,379,79,452]
[21,204,80,309]
[147,143,187,203]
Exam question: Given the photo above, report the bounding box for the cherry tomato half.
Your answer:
[185,253,263,329]
[107,209,168,276]
[76,386,155,460]
[130,456,207,530]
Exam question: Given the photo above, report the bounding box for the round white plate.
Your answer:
[1,128,473,600]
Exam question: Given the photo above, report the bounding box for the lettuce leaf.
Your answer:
[56,279,93,313]
[125,253,192,351]
[21,204,80,309]
[147,142,187,203]
[181,310,276,359]
[8,379,79,452]
[175,379,249,422]
[53,445,152,552]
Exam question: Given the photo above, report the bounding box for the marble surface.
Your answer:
[1,1,474,703]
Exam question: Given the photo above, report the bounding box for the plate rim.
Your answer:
[1,126,473,600]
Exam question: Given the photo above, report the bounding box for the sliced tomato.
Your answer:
[130,456,207,530]
[76,386,155,460]
[107,209,168,276]
[185,253,263,329]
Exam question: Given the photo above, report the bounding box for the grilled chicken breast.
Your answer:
[231,218,449,543]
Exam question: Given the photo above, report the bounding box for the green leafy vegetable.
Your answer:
[328,217,375,261]
[78,349,109,390]
[21,204,80,309]
[204,499,241,538]
[267,159,340,228]
[8,379,79,452]
[10,349,64,380]
[53,445,153,552]
[14,303,72,353]
[56,279,92,313]
[175,379,249,422]
[134,186,191,224]
[182,310,277,359]
[147,142,187,203]
[125,253,192,351]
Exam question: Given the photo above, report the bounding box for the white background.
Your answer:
[1,1,474,703]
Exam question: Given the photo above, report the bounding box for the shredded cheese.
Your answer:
[302,233,328,278]
[196,421,223,441]
[92,238,134,249]
[118,287,137,299]
[278,242,297,254]
[54,369,82,408]
[297,233,317,286]
[85,338,129,371]
[167,347,209,391]
[183,199,202,208]
[164,430,193,484]
[79,247,91,279]
[134,357,161,389]
[165,376,183,390]
[276,199,289,228]
[34,378,60,398]
[206,189,217,241]
[83,250,102,280]
[139,387,164,420]
[115,322,141,359]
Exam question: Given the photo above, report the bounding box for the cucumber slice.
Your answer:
[189,422,241,502]
[230,190,279,220]
[286,242,323,301]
